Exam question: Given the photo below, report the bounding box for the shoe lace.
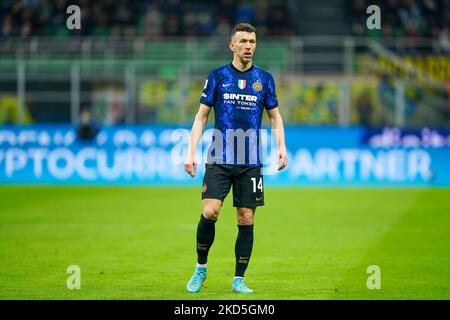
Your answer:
[234,279,247,290]
[191,269,206,284]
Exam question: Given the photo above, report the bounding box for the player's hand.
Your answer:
[277,147,288,171]
[184,153,197,178]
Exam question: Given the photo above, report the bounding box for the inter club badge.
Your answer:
[252,80,262,92]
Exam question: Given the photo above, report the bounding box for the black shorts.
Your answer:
[201,163,264,208]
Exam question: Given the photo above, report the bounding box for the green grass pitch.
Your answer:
[0,186,449,300]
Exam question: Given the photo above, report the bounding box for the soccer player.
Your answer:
[184,23,288,294]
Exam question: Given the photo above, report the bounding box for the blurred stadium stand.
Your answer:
[0,0,449,127]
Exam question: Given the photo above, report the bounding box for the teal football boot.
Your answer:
[186,266,207,293]
[232,277,254,294]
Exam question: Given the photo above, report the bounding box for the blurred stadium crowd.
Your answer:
[349,0,450,41]
[0,0,293,38]
[0,0,448,127]
[1,0,449,39]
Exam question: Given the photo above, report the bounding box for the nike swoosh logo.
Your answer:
[256,197,263,201]
[222,83,232,87]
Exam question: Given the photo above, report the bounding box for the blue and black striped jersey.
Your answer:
[200,63,278,166]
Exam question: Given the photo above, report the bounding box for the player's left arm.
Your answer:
[266,107,288,171]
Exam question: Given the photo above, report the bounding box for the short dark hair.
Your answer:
[231,23,256,39]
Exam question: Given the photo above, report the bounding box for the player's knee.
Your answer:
[237,208,254,225]
[203,205,220,220]
[238,215,254,225]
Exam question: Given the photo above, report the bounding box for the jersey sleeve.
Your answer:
[264,73,278,110]
[199,72,217,107]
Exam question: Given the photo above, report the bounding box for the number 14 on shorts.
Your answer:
[251,177,263,193]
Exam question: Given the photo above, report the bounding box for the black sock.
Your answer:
[196,214,217,264]
[235,224,254,277]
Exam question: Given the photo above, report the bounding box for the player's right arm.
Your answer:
[184,103,212,178]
